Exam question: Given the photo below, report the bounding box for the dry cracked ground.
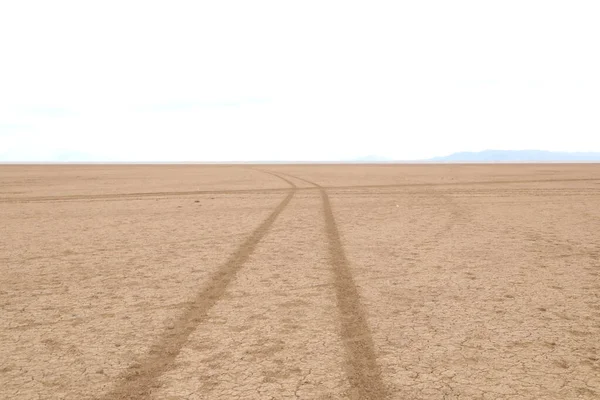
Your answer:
[1,164,599,400]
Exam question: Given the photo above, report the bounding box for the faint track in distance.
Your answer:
[3,177,599,204]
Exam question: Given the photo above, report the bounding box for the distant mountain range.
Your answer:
[429,150,600,162]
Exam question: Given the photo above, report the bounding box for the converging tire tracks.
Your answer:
[99,171,296,400]
[272,171,388,399]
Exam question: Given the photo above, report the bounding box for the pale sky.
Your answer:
[1,0,599,161]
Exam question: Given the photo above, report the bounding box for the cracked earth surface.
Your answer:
[1,164,600,399]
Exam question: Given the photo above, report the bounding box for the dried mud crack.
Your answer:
[99,172,296,400]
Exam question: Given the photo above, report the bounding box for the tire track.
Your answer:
[100,172,296,400]
[3,177,598,204]
[0,188,294,203]
[272,171,388,399]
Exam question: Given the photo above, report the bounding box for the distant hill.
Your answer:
[430,150,600,162]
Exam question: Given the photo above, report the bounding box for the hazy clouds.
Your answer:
[1,1,599,161]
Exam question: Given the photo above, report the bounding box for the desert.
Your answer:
[1,164,599,399]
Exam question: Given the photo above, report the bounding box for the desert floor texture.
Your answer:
[1,164,599,400]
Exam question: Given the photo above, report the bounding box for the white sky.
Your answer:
[1,0,599,161]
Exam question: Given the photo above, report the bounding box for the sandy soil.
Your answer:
[1,164,599,399]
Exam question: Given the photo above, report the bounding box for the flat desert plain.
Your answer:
[1,164,599,400]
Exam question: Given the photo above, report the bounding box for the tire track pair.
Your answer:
[274,171,387,400]
[100,172,296,400]
[102,169,386,399]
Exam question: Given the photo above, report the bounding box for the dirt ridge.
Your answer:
[99,172,296,400]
